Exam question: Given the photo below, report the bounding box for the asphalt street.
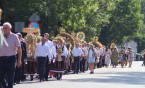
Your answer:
[14,61,145,88]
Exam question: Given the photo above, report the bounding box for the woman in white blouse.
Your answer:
[105,47,112,67]
[126,47,134,68]
[88,44,96,74]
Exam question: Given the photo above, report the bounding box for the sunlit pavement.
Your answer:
[14,61,145,88]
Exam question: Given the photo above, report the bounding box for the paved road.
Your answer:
[14,61,145,88]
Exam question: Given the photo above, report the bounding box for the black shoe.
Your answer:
[40,78,44,82]
[30,78,33,81]
[45,79,48,81]
[16,81,20,84]
[90,72,94,74]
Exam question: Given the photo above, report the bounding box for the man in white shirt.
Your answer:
[44,33,53,80]
[35,37,51,82]
[72,43,82,74]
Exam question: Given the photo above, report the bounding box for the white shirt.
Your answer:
[99,48,104,56]
[46,40,53,52]
[84,47,89,56]
[105,49,112,59]
[127,51,134,59]
[65,47,69,57]
[46,40,54,60]
[51,45,57,58]
[46,40,53,47]
[34,43,51,60]
[57,44,68,57]
[72,47,82,57]
[96,49,100,57]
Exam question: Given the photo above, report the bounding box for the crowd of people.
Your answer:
[0,22,136,88]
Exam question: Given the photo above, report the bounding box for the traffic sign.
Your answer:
[29,12,40,22]
[28,22,40,29]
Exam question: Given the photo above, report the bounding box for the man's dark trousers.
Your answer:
[44,56,50,80]
[80,57,85,72]
[37,57,47,81]
[74,57,80,74]
[0,55,16,88]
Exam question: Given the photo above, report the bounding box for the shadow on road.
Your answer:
[63,72,145,85]
[19,79,56,84]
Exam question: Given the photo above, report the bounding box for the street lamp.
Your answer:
[0,8,2,25]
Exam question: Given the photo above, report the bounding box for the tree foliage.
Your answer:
[0,0,144,51]
[1,0,119,38]
[99,0,144,46]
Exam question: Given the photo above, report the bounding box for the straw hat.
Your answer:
[55,37,64,44]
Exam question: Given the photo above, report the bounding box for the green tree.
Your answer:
[99,0,144,46]
[2,0,143,46]
[132,0,145,52]
[84,0,120,41]
[1,0,119,38]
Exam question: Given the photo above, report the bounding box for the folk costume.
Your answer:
[55,37,68,80]
[119,47,127,68]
